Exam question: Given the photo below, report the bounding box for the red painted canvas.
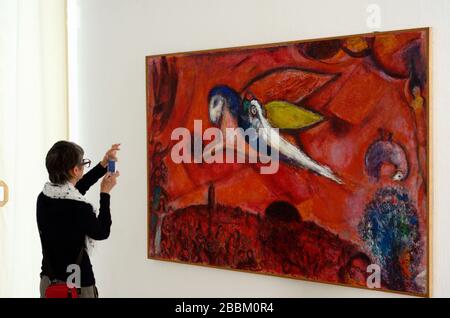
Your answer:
[146,28,430,296]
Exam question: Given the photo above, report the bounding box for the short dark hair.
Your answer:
[45,141,84,184]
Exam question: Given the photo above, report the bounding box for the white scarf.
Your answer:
[42,181,96,255]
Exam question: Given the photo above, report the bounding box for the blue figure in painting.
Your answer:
[207,85,342,183]
[358,187,424,293]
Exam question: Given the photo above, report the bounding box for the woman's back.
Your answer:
[37,191,99,287]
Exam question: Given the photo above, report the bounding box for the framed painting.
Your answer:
[146,28,430,296]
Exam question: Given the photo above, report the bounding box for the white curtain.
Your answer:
[0,0,68,297]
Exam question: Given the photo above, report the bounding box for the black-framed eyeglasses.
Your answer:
[81,158,91,168]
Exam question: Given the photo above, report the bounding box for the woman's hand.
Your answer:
[100,171,120,194]
[101,143,121,168]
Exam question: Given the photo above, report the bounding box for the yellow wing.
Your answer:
[264,101,324,129]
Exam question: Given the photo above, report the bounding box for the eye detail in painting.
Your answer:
[146,28,430,297]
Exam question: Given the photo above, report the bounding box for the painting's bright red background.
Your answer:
[146,30,429,294]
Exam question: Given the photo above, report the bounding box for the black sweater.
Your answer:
[37,163,111,287]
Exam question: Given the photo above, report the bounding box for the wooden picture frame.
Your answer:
[146,28,431,297]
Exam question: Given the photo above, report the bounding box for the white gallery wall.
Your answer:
[69,0,450,297]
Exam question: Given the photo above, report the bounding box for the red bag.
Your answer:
[42,246,84,299]
[45,283,79,298]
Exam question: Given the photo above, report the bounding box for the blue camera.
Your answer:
[107,160,116,173]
